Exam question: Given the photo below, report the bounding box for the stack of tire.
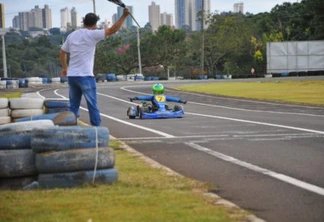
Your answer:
[31,126,118,189]
[44,99,70,114]
[0,79,6,89]
[0,98,11,125]
[0,120,55,189]
[9,98,44,122]
[6,80,19,89]
[16,111,77,126]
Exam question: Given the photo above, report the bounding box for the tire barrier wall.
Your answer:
[31,126,117,189]
[9,98,44,122]
[0,98,11,125]
[44,99,70,114]
[0,120,55,150]
[38,168,118,189]
[0,120,55,189]
[16,111,77,126]
[31,126,109,153]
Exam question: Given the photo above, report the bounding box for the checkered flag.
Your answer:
[107,0,126,8]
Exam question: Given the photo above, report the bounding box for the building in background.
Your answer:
[234,2,244,13]
[191,0,210,31]
[175,0,190,30]
[117,6,133,30]
[160,12,173,27]
[112,13,118,24]
[0,3,5,28]
[60,7,71,30]
[149,1,160,32]
[12,5,52,31]
[42,4,52,30]
[71,7,78,29]
[18,12,29,31]
[29,5,43,29]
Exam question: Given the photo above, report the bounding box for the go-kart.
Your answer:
[127,95,185,119]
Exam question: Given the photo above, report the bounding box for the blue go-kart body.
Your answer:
[127,95,184,119]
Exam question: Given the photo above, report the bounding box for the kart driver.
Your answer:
[130,83,187,111]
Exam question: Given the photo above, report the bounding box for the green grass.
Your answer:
[0,140,244,222]
[0,92,22,99]
[175,80,324,106]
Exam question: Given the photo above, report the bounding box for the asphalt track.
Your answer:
[39,78,324,222]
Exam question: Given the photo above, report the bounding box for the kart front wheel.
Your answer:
[174,104,183,111]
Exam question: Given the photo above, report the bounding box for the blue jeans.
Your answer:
[68,76,101,126]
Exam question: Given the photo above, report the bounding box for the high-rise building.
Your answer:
[12,16,19,29]
[175,0,190,29]
[29,5,43,29]
[71,7,78,29]
[112,13,118,24]
[161,12,173,27]
[175,0,210,31]
[191,0,210,31]
[60,7,71,30]
[234,2,244,13]
[0,3,5,28]
[18,12,29,31]
[149,1,160,32]
[12,5,52,31]
[43,4,52,30]
[117,6,133,30]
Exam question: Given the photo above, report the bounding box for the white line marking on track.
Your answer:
[48,88,324,196]
[188,101,324,117]
[186,142,324,197]
[187,112,324,135]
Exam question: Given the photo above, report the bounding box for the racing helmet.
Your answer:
[152,83,164,95]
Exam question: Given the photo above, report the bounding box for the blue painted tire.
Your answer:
[16,111,77,126]
[0,120,55,150]
[31,126,109,153]
[45,107,70,114]
[38,168,118,189]
[0,150,37,177]
[44,99,70,108]
[0,176,37,190]
[36,147,115,173]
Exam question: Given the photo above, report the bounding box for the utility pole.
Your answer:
[2,35,7,78]
[200,0,205,76]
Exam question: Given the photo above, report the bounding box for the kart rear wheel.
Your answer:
[174,104,183,111]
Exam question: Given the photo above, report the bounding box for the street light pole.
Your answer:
[200,0,205,76]
[92,0,96,14]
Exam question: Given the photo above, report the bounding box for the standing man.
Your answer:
[60,8,130,126]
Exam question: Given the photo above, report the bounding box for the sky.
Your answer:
[2,0,299,28]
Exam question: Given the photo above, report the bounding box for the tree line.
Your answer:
[1,0,323,79]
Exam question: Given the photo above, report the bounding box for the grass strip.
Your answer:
[0,92,22,99]
[0,140,246,222]
[175,80,324,106]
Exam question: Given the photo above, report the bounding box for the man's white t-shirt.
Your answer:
[61,29,105,77]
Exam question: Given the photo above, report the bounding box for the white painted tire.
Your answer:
[0,98,8,108]
[11,109,44,119]
[0,116,11,125]
[9,98,44,109]
[0,108,9,117]
[51,77,61,83]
